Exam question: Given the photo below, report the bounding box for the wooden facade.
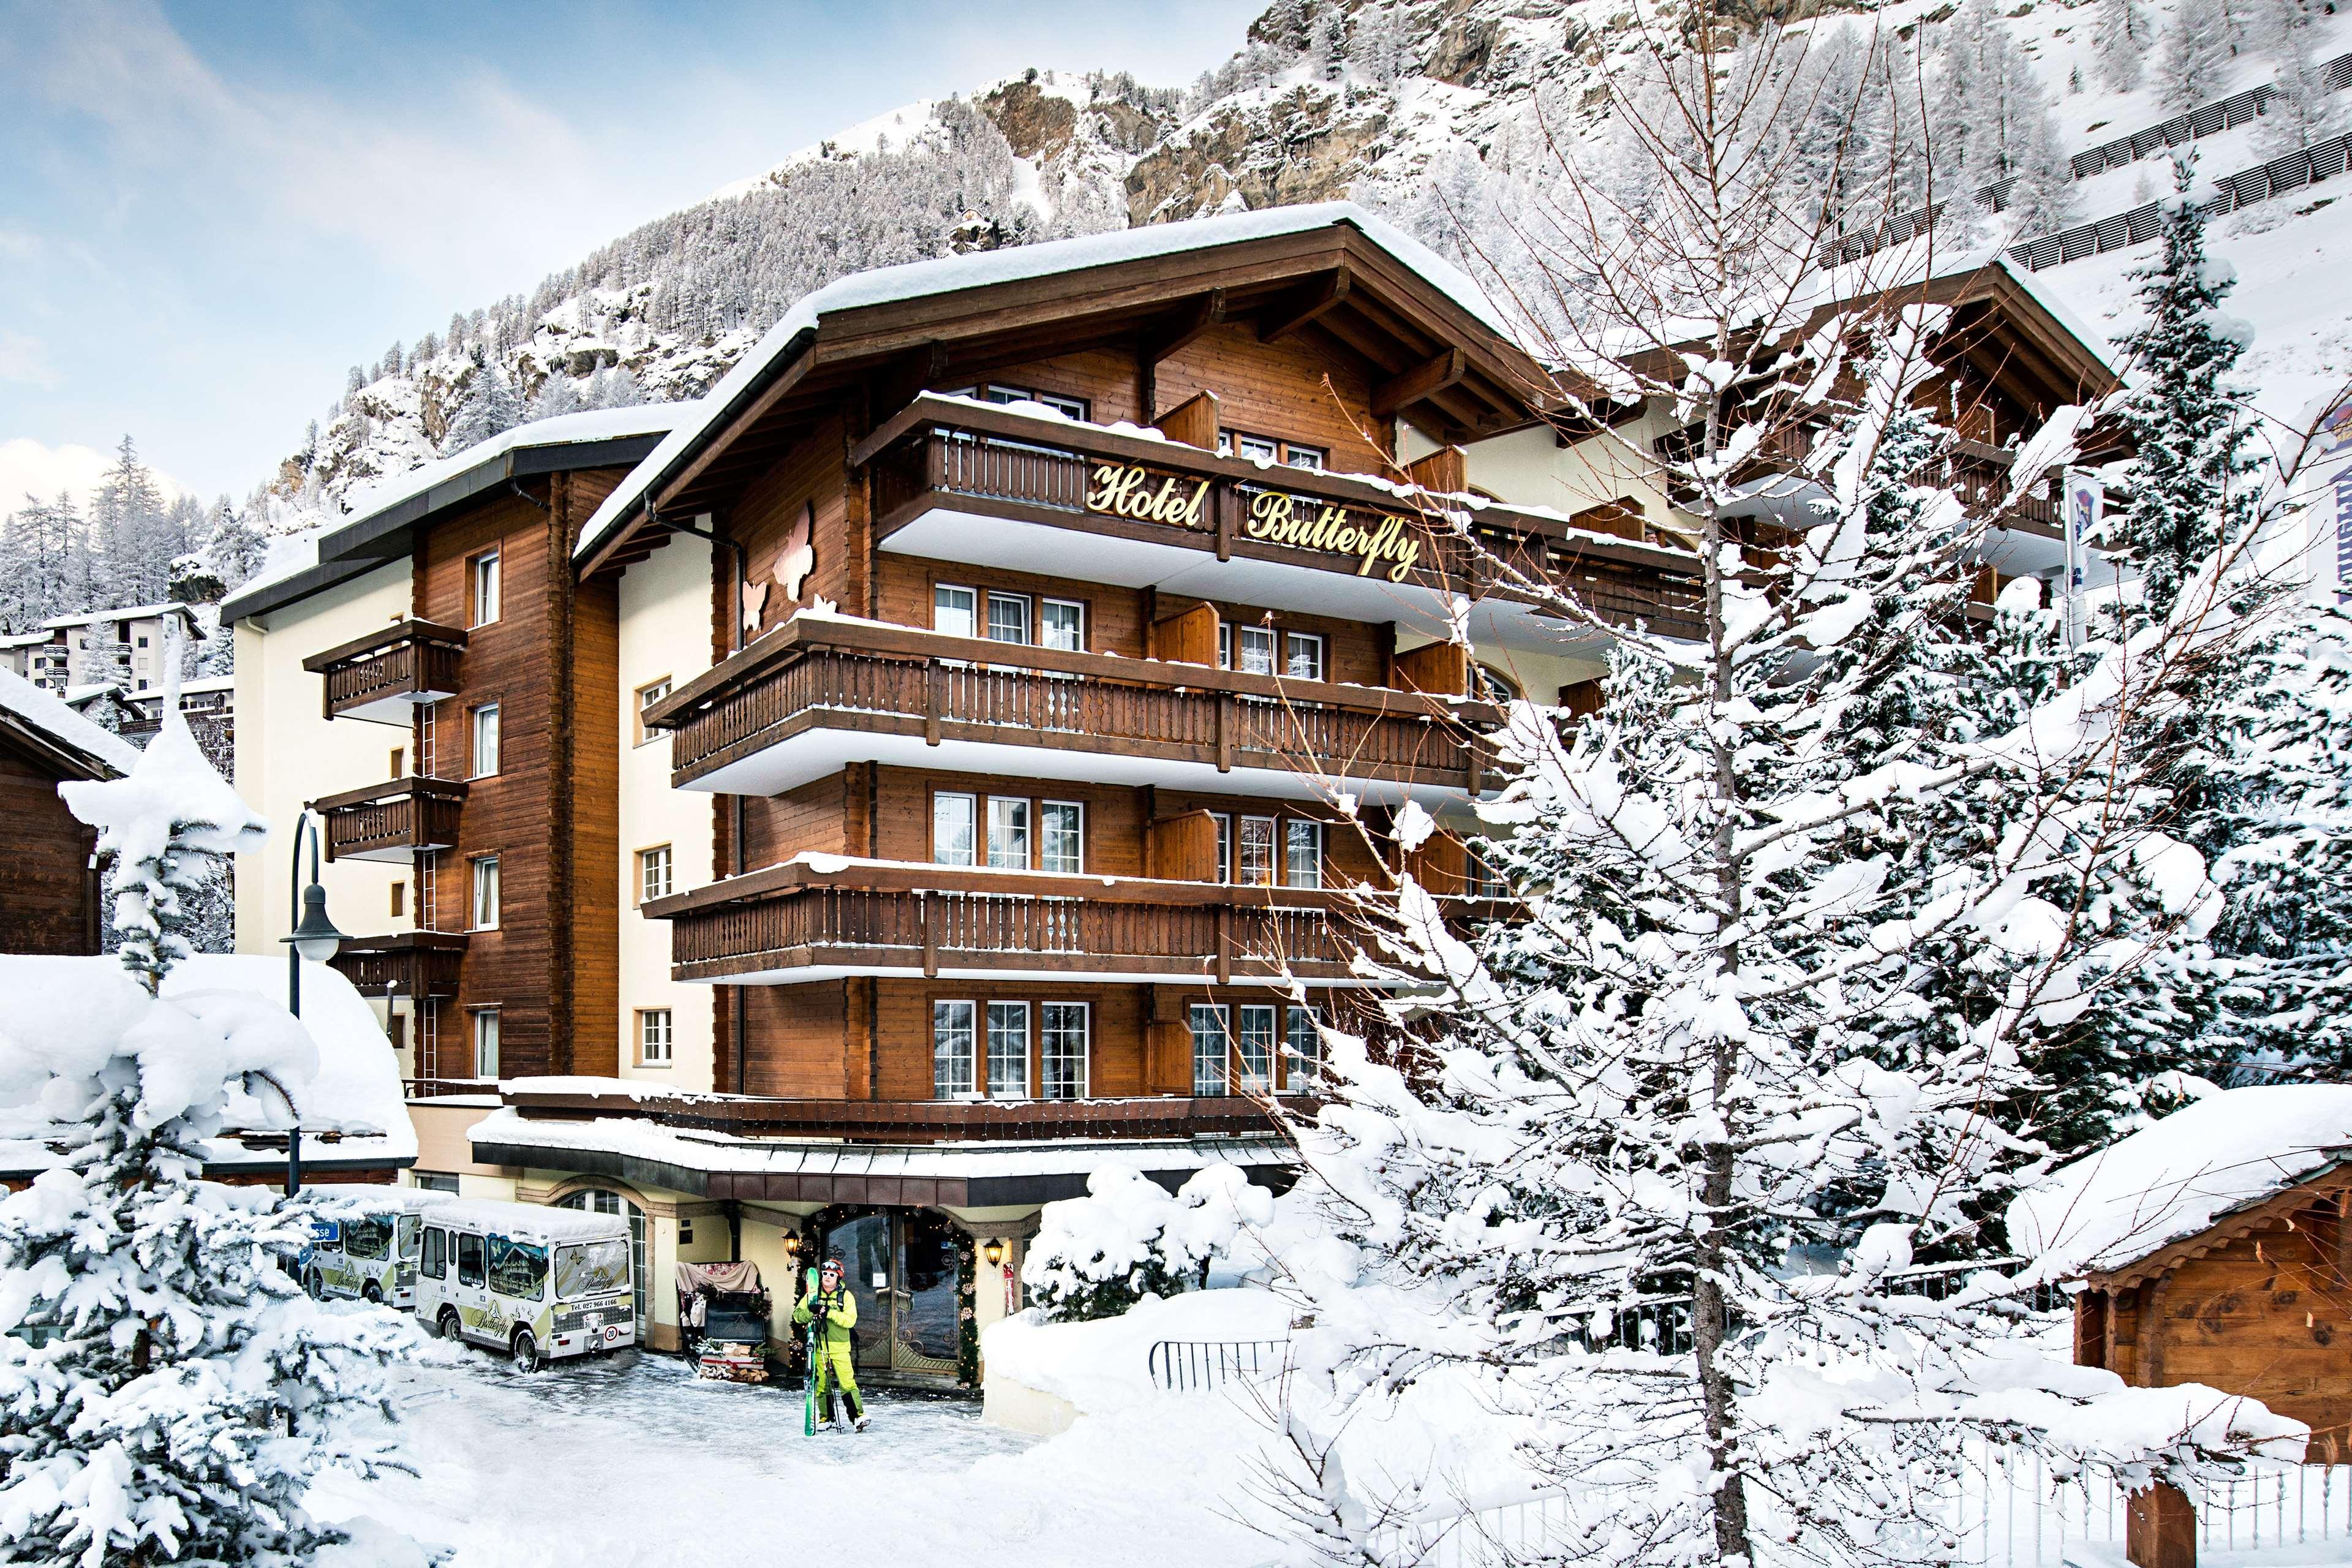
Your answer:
[0,722,108,956]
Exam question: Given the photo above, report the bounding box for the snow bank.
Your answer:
[2008,1086,2352,1278]
[984,1288,1296,1415]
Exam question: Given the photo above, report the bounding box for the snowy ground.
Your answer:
[312,1341,1273,1567]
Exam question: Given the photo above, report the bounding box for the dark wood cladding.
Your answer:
[302,620,467,720]
[313,776,467,861]
[507,1084,1298,1144]
[330,930,468,998]
[0,739,100,955]
[860,398,1706,641]
[650,616,1493,792]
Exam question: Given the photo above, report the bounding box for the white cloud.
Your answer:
[0,332,57,388]
[0,438,183,509]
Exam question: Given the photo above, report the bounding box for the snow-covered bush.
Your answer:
[0,704,422,1567]
[1024,1165,1272,1321]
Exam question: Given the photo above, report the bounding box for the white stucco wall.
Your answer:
[232,564,415,958]
[614,535,718,1091]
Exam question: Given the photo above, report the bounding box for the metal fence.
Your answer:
[2008,130,2352,271]
[1146,1337,1292,1392]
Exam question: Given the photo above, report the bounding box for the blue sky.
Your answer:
[0,0,1265,507]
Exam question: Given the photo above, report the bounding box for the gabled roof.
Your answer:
[576,202,1548,573]
[222,404,695,625]
[0,666,141,780]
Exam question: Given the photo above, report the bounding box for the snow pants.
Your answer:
[813,1339,862,1422]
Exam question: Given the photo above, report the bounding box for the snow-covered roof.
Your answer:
[574,202,1513,566]
[0,954,416,1178]
[413,1196,631,1246]
[337,402,697,526]
[0,630,51,650]
[0,666,140,777]
[38,603,202,631]
[2007,1086,2352,1282]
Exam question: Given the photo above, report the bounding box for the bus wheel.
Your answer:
[435,1307,461,1342]
[361,1281,383,1304]
[511,1330,541,1374]
[303,1268,324,1299]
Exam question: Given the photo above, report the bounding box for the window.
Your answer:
[135,635,148,649]
[470,1009,500,1078]
[986,592,1031,646]
[1230,433,1280,463]
[1219,432,1321,469]
[639,845,674,903]
[456,1231,484,1289]
[1040,598,1084,652]
[635,679,672,746]
[1284,444,1326,472]
[975,383,1089,421]
[933,793,977,867]
[470,857,500,930]
[415,1171,459,1195]
[1235,1005,1276,1094]
[1233,625,1276,677]
[390,745,406,777]
[469,703,500,777]
[1189,1004,1230,1097]
[987,797,1031,870]
[1041,802,1083,875]
[1208,811,1232,885]
[391,881,406,919]
[1042,1002,1089,1100]
[933,1001,976,1099]
[987,1001,1030,1099]
[470,550,502,627]
[421,1226,447,1280]
[933,584,977,639]
[1285,820,1323,889]
[1284,1005,1322,1091]
[639,1009,673,1066]
[1239,817,1276,886]
[1472,664,1521,703]
[1284,632,1326,683]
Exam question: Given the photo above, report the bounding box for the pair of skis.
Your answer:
[801,1265,820,1436]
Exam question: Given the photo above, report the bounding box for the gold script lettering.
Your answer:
[1088,465,1212,529]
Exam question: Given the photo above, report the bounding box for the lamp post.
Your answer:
[279,809,348,1197]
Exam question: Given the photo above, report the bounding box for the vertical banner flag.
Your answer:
[2063,469,2101,646]
[2323,401,2352,605]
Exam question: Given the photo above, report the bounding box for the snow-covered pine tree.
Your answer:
[1252,20,2297,1564]
[0,669,418,1566]
[2157,0,2235,111]
[2254,35,2348,156]
[444,358,522,454]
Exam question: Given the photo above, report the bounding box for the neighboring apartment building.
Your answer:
[121,674,235,773]
[9,605,207,695]
[226,204,2120,1371]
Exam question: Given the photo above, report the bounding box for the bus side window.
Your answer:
[456,1232,484,1289]
[421,1226,447,1280]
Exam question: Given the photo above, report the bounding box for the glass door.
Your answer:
[892,1211,961,1376]
[828,1212,893,1371]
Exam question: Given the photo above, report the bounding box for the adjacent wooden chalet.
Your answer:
[0,668,139,956]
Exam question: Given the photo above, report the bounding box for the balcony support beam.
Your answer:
[1258,270,1352,344]
[1373,347,1468,418]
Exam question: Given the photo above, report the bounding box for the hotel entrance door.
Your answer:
[815,1208,963,1381]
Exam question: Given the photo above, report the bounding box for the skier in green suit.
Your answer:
[794,1254,867,1431]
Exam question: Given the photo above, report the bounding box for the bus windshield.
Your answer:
[554,1238,630,1301]
[487,1237,549,1300]
[344,1218,393,1262]
[397,1215,421,1260]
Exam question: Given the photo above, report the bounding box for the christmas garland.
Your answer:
[954,1227,980,1387]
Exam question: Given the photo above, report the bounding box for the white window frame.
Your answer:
[1235,1003,1276,1095]
[986,1000,1030,1099]
[933,584,978,640]
[469,703,500,778]
[1283,631,1326,683]
[638,1008,674,1066]
[1283,1005,1321,1093]
[638,844,673,904]
[1039,598,1085,652]
[470,855,500,931]
[1234,433,1280,463]
[1234,625,1277,677]
[986,590,1031,646]
[1189,1003,1231,1098]
[634,678,671,746]
[1284,818,1324,889]
[1283,443,1327,471]
[1208,810,1232,885]
[986,796,1031,870]
[470,1008,500,1079]
[1041,1001,1090,1101]
[933,1000,977,1100]
[1238,816,1276,887]
[932,791,977,867]
[1040,800,1084,875]
[470,550,502,628]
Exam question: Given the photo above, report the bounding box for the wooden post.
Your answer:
[924,662,944,746]
[1216,905,1232,987]
[1215,694,1233,773]
[1215,483,1235,560]
[921,894,938,979]
[2127,1483,2196,1568]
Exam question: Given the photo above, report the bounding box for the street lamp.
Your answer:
[279,809,348,1197]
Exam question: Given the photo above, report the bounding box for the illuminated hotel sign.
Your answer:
[1085,463,1423,583]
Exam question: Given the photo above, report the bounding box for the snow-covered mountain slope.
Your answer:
[266,0,2352,534]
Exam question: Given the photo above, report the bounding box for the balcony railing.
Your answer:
[501,1081,1303,1144]
[301,619,467,725]
[641,614,1499,797]
[1655,422,2063,536]
[330,930,467,997]
[311,776,468,862]
[644,857,1366,986]
[853,395,1706,641]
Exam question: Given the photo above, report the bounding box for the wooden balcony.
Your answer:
[854,394,1705,644]
[311,776,467,863]
[1656,422,2063,537]
[644,857,1370,986]
[641,612,1499,801]
[502,1081,1302,1145]
[301,619,467,725]
[330,930,467,998]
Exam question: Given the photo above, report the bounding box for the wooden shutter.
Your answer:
[1145,1020,1194,1096]
[1393,640,1467,696]
[1405,445,1467,494]
[1153,390,1219,451]
[1404,833,1469,895]
[1558,679,1604,719]
[1148,810,1220,883]
[1157,601,1220,666]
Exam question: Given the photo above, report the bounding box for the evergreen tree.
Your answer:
[2254,35,2348,156]
[2157,0,2234,111]
[0,675,418,1566]
[444,360,522,453]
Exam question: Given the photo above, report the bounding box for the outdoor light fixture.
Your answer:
[782,1232,802,1261]
[277,809,347,1198]
[982,1237,1006,1267]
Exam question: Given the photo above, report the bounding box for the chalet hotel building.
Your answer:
[225,203,2114,1376]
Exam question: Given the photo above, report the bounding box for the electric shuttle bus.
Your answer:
[412,1198,636,1370]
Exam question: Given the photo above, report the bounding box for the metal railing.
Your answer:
[1146,1338,1292,1392]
